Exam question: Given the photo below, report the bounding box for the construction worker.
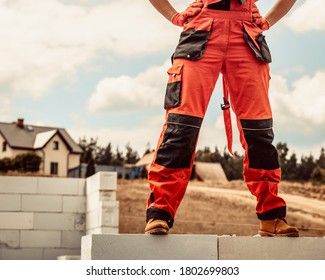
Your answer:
[145,0,299,237]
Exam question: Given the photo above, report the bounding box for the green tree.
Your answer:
[220,149,243,180]
[317,148,325,169]
[297,154,317,181]
[78,137,97,163]
[112,147,124,166]
[285,153,298,180]
[85,158,96,177]
[96,142,113,165]
[276,142,289,165]
[13,153,42,173]
[125,143,139,164]
[0,157,13,173]
[210,146,222,163]
[195,146,213,162]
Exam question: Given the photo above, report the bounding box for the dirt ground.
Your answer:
[116,179,325,237]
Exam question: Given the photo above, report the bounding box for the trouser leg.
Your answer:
[223,30,286,219]
[146,56,220,227]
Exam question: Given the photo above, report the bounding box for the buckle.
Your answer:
[221,99,230,110]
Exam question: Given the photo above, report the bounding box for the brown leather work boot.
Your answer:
[259,218,299,237]
[145,218,169,235]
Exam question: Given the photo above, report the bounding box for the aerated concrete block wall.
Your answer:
[86,172,119,235]
[82,234,325,260]
[0,172,119,260]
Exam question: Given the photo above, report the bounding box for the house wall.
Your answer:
[0,134,13,159]
[68,153,81,170]
[0,144,32,161]
[0,172,118,260]
[42,134,70,177]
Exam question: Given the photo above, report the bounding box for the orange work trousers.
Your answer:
[147,0,286,228]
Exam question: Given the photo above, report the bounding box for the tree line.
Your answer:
[79,137,325,183]
[194,142,325,183]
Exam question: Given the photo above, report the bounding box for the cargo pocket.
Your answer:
[243,23,272,63]
[164,63,183,109]
[173,18,213,61]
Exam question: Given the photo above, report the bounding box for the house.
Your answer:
[0,118,82,177]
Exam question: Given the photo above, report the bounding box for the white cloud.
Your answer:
[87,61,170,112]
[270,71,325,125]
[285,0,325,32]
[68,113,165,156]
[0,0,179,105]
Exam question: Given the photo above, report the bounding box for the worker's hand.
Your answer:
[171,0,204,27]
[252,4,270,31]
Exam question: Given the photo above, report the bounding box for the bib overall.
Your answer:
[146,0,286,228]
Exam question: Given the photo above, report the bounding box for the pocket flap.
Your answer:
[243,22,261,51]
[167,63,183,76]
[184,17,214,32]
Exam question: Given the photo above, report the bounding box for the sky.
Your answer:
[0,0,324,159]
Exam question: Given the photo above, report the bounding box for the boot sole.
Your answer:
[258,230,299,237]
[145,228,169,235]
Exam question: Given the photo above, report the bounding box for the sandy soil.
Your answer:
[116,179,325,237]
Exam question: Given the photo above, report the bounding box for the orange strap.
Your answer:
[221,76,234,155]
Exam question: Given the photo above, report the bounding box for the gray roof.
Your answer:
[0,121,82,154]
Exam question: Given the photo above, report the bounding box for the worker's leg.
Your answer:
[146,16,223,231]
[223,20,298,236]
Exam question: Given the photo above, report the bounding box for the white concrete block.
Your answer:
[99,201,119,227]
[0,176,37,194]
[81,234,218,260]
[22,195,62,212]
[1,248,43,260]
[81,235,325,260]
[34,213,75,230]
[86,190,116,212]
[0,230,20,248]
[0,194,21,211]
[86,192,100,212]
[74,213,86,231]
[86,201,119,231]
[63,196,86,213]
[20,230,61,248]
[62,231,84,248]
[0,212,33,229]
[87,227,118,235]
[86,210,100,230]
[38,177,79,195]
[86,172,117,195]
[43,248,80,260]
[218,236,325,260]
[100,190,116,201]
[78,179,86,196]
[57,255,80,260]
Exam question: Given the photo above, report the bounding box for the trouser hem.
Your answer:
[146,207,174,228]
[257,206,286,220]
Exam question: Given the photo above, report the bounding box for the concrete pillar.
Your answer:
[86,172,119,235]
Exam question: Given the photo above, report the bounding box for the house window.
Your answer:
[53,141,59,150]
[2,142,7,152]
[50,162,58,175]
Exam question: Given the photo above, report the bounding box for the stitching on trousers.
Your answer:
[242,127,272,131]
[168,121,201,129]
